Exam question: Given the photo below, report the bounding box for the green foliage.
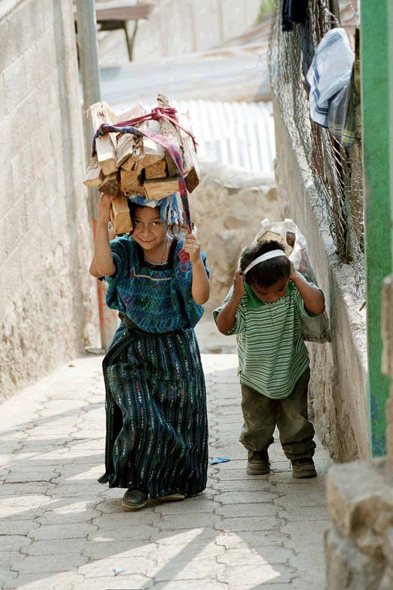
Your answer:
[258,0,275,19]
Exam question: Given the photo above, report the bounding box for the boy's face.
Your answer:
[250,277,289,303]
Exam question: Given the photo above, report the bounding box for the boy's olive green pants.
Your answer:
[239,368,316,460]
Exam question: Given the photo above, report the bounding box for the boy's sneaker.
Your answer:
[291,458,317,479]
[247,450,270,475]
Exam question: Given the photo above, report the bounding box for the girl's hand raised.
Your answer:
[184,233,202,264]
[97,193,114,226]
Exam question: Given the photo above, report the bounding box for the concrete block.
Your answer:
[325,525,385,590]
[4,197,27,258]
[11,141,34,199]
[0,73,7,121]
[0,164,14,221]
[0,249,22,306]
[0,18,15,72]
[19,224,41,284]
[24,44,40,96]
[31,123,53,181]
[0,116,14,173]
[326,460,393,540]
[8,2,34,56]
[25,174,44,232]
[36,29,57,82]
[10,96,39,155]
[0,218,6,267]
[41,0,62,32]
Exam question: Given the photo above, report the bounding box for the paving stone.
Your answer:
[154,559,226,581]
[29,522,97,540]
[154,499,219,514]
[0,534,31,552]
[82,539,156,560]
[217,546,295,566]
[24,538,89,556]
[212,478,273,492]
[158,513,220,530]
[0,520,39,535]
[68,575,154,590]
[214,491,277,504]
[90,524,159,541]
[152,582,228,590]
[216,502,278,518]
[217,563,297,586]
[151,541,224,563]
[4,573,85,590]
[16,553,88,574]
[79,555,155,577]
[215,516,282,532]
[215,531,287,549]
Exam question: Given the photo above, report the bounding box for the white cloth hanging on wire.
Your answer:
[306,28,354,127]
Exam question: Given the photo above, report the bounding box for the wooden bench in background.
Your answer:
[74,1,155,61]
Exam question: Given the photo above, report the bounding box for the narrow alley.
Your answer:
[0,324,330,590]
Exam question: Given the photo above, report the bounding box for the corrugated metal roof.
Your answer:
[175,100,275,174]
[114,99,276,174]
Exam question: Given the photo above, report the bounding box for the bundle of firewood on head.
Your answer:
[83,93,199,236]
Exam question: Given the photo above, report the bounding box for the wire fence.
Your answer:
[269,0,364,293]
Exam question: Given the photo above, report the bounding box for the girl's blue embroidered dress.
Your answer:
[98,235,209,498]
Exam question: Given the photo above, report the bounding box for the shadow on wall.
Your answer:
[192,159,283,313]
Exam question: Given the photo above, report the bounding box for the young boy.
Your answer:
[213,240,325,478]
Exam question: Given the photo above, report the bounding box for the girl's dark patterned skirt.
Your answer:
[98,321,209,498]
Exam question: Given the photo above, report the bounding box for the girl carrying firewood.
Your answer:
[89,192,210,510]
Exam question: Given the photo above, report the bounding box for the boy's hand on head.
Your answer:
[97,193,114,226]
[233,270,245,300]
[289,261,297,280]
[184,233,201,264]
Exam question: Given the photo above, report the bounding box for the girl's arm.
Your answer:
[290,264,325,315]
[184,234,210,304]
[89,194,116,278]
[216,271,245,334]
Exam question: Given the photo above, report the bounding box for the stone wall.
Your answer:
[324,276,393,590]
[0,0,100,401]
[191,159,282,313]
[272,98,369,462]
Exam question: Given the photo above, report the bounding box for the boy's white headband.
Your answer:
[243,250,287,275]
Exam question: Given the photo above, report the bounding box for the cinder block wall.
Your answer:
[272,98,369,462]
[0,0,100,400]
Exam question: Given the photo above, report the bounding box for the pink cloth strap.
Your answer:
[116,106,198,152]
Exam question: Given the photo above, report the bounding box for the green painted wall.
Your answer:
[361,0,392,456]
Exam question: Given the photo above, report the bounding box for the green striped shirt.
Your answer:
[213,280,319,399]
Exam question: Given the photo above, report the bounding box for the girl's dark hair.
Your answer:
[239,240,290,288]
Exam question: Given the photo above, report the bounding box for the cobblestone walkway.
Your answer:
[0,352,331,590]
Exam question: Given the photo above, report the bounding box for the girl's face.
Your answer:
[132,206,166,252]
[250,277,289,303]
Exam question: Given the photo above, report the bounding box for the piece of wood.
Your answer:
[178,112,200,193]
[120,163,144,195]
[156,93,199,192]
[83,155,104,188]
[89,101,118,175]
[98,172,119,196]
[142,119,165,167]
[110,196,132,235]
[165,151,178,177]
[116,104,146,168]
[145,159,167,179]
[144,177,179,201]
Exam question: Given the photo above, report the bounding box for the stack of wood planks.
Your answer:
[83,94,199,234]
